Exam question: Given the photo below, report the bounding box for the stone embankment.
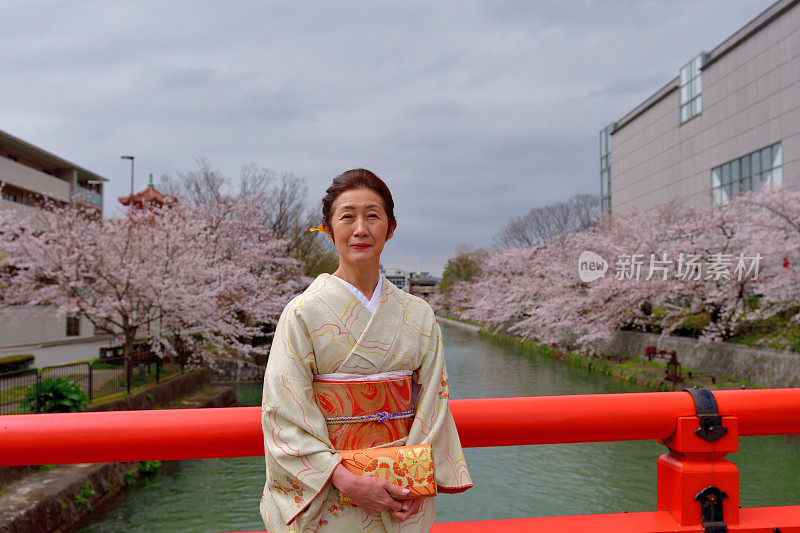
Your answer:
[0,370,237,533]
[607,329,800,389]
[206,355,266,382]
[438,313,799,390]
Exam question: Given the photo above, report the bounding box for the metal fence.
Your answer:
[0,353,170,415]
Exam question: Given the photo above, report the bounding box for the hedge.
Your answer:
[0,354,35,373]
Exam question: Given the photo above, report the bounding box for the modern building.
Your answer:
[377,268,440,298]
[408,271,439,299]
[601,0,799,214]
[1,128,106,216]
[380,268,411,293]
[0,128,108,349]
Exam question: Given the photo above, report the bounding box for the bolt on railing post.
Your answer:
[656,411,740,528]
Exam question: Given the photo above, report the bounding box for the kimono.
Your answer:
[260,273,472,532]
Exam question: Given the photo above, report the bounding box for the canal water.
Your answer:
[82,322,800,532]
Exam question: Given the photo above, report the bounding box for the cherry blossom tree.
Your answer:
[455,188,787,352]
[0,198,307,364]
[732,185,800,320]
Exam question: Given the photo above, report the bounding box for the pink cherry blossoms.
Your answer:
[0,198,308,362]
[448,185,799,353]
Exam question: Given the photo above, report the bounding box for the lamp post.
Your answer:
[119,155,135,389]
[120,155,134,201]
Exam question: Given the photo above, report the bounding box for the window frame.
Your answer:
[66,316,81,337]
[599,125,613,214]
[680,54,705,124]
[711,142,783,206]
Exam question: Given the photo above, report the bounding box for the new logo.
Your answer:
[578,251,608,282]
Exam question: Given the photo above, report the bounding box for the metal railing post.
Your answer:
[88,362,93,402]
[657,388,739,529]
[35,371,41,414]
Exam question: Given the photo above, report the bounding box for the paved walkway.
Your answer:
[0,338,118,367]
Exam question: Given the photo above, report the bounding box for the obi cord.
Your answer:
[324,410,416,425]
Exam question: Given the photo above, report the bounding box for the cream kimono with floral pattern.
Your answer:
[260,273,472,532]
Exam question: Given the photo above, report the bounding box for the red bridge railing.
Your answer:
[3,389,800,531]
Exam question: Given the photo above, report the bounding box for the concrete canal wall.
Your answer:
[606,330,800,389]
[206,356,266,382]
[437,316,481,333]
[0,371,237,533]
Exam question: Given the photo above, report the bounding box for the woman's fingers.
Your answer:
[340,476,406,513]
[407,498,423,516]
[389,498,423,522]
[379,480,406,511]
[389,504,410,522]
[383,480,410,502]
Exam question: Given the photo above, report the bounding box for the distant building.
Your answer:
[408,271,439,299]
[378,268,440,298]
[0,129,108,349]
[0,128,106,216]
[380,268,410,293]
[119,173,175,209]
[601,0,799,214]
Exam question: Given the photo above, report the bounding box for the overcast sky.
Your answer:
[1,1,772,276]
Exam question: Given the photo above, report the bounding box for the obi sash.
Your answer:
[312,370,414,450]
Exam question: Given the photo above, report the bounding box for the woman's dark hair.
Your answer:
[321,168,396,243]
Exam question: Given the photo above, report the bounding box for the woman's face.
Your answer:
[325,187,396,270]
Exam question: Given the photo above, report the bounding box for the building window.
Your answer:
[680,54,704,123]
[600,124,613,214]
[66,316,81,336]
[712,142,782,205]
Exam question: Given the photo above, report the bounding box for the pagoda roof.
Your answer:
[118,174,176,208]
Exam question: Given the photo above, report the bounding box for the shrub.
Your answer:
[73,481,97,510]
[21,377,88,413]
[138,460,162,477]
[670,312,711,337]
[123,469,138,487]
[0,354,35,373]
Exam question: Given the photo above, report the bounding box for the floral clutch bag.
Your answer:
[337,444,436,500]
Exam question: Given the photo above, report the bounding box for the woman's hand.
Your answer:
[389,496,423,522]
[331,464,408,515]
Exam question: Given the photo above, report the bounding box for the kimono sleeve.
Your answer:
[261,303,342,526]
[407,310,473,493]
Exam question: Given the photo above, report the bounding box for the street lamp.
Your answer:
[120,155,134,200]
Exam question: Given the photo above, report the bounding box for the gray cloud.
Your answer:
[0,0,772,275]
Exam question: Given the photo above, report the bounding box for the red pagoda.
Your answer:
[118,173,175,209]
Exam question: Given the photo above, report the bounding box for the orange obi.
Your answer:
[312,370,414,450]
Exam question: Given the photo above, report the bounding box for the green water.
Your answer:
[82,323,800,532]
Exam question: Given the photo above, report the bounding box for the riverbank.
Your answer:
[437,314,759,391]
[0,373,236,533]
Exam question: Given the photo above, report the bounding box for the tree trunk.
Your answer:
[122,320,136,394]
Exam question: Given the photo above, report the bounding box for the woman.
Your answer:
[260,169,472,532]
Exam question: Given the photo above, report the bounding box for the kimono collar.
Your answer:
[331,274,383,314]
[316,273,405,373]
